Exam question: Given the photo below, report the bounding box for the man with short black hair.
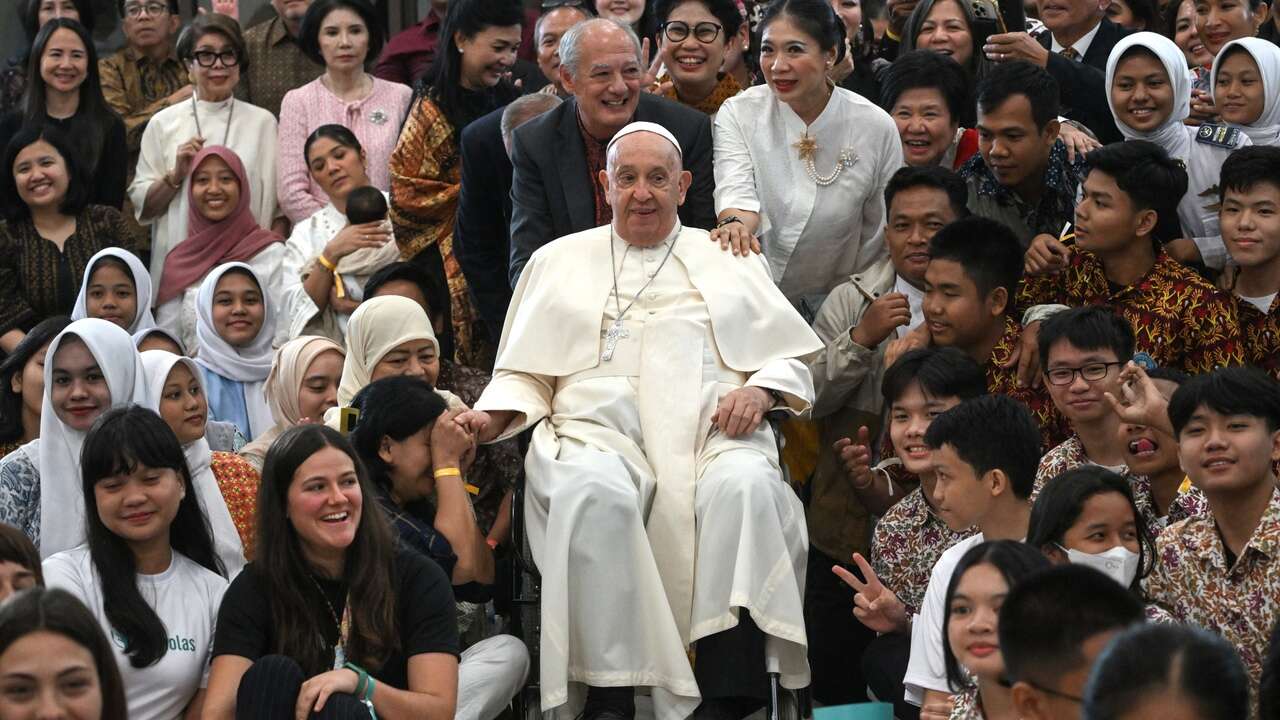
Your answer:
[1000,564,1145,720]
[238,0,323,117]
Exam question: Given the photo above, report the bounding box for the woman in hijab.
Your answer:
[156,146,285,352]
[192,263,276,441]
[1106,32,1252,270]
[133,327,185,356]
[1212,38,1280,148]
[69,247,156,335]
[0,318,147,557]
[238,335,344,471]
[141,350,256,572]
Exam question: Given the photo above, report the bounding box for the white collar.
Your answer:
[1051,20,1102,59]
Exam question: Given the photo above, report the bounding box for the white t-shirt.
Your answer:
[43,545,228,720]
[903,533,987,706]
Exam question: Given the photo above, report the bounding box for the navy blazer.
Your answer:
[1038,18,1132,144]
[454,106,515,344]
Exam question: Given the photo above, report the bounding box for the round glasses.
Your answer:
[660,21,724,44]
[191,50,240,68]
[1044,361,1124,386]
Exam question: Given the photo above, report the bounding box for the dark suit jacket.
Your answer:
[507,93,717,286]
[1038,18,1131,144]
[454,106,515,344]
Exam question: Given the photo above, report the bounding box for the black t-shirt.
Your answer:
[212,548,460,688]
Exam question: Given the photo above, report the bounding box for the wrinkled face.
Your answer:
[923,258,1003,352]
[84,261,138,331]
[318,8,370,73]
[381,425,437,503]
[94,463,185,546]
[1195,0,1268,56]
[35,0,80,27]
[946,562,1007,681]
[889,383,964,475]
[660,2,730,91]
[296,350,343,424]
[122,0,180,51]
[886,185,956,286]
[760,15,837,106]
[1044,340,1123,425]
[603,132,692,248]
[1215,49,1265,126]
[0,631,103,720]
[157,362,206,445]
[191,154,241,223]
[210,271,265,348]
[371,338,440,387]
[0,562,37,604]
[932,442,992,531]
[39,27,87,96]
[831,0,864,38]
[1037,0,1102,40]
[1074,169,1146,254]
[916,0,974,69]
[306,137,369,202]
[1110,50,1174,133]
[596,0,645,24]
[1178,406,1280,494]
[561,24,643,137]
[13,140,70,211]
[1121,377,1182,476]
[537,7,588,85]
[188,32,240,100]
[12,342,52,428]
[456,25,522,90]
[1221,182,1280,270]
[1173,0,1213,66]
[893,87,959,167]
[272,0,313,24]
[1105,0,1143,28]
[1059,491,1141,557]
[977,95,1058,193]
[287,445,362,562]
[49,338,110,433]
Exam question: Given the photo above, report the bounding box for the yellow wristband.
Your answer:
[465,483,480,495]
[316,254,337,272]
[885,27,901,41]
[434,467,462,479]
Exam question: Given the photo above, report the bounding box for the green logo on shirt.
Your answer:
[109,629,198,653]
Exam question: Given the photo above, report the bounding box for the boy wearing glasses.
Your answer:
[1018,141,1244,375]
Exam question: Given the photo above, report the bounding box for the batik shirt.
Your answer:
[948,687,983,720]
[959,139,1085,247]
[1146,487,1280,699]
[871,486,972,616]
[1017,250,1244,374]
[984,317,1072,450]
[1235,294,1280,380]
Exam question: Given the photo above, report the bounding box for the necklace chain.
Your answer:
[607,229,678,333]
[191,91,235,146]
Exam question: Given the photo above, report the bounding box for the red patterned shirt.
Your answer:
[211,451,261,561]
[1235,294,1280,380]
[871,486,973,617]
[984,317,1072,451]
[1018,251,1244,374]
[1146,487,1280,699]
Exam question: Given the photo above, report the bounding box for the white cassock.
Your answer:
[473,223,824,720]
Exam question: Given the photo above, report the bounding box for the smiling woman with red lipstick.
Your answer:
[942,541,1050,720]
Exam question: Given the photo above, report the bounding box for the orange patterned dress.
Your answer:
[211,451,260,561]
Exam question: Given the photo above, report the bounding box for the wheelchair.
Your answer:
[506,415,812,720]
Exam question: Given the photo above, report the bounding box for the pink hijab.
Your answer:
[156,146,282,305]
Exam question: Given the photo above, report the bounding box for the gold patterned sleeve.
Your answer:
[210,451,262,561]
[388,96,462,244]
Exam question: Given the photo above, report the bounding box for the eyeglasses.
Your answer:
[1045,361,1124,386]
[660,21,724,44]
[191,50,240,67]
[123,2,168,17]
[540,0,587,8]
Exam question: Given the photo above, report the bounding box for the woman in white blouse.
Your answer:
[711,0,902,313]
[129,12,281,296]
[280,124,398,345]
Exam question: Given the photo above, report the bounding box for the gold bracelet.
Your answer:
[434,467,461,479]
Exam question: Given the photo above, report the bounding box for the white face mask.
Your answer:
[1060,545,1141,587]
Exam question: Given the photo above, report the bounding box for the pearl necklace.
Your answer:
[793,131,857,186]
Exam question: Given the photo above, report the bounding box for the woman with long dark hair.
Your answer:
[203,424,460,719]
[0,18,127,210]
[0,586,128,720]
[41,405,227,720]
[0,315,70,458]
[388,0,524,367]
[0,0,94,117]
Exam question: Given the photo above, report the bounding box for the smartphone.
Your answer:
[995,0,1027,34]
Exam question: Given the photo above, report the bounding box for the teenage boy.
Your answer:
[839,394,1043,713]
[1146,367,1280,697]
[999,565,1146,720]
[1220,146,1280,379]
[922,215,1070,448]
[1020,140,1244,374]
[1118,367,1209,530]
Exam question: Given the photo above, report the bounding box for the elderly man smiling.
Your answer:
[461,122,820,720]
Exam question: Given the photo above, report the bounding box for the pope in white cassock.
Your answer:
[458,122,824,720]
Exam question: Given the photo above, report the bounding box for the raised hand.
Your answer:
[1024,233,1072,276]
[834,426,875,489]
[851,292,912,348]
[832,553,910,634]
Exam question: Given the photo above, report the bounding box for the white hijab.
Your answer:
[35,319,148,558]
[1211,38,1280,146]
[1106,32,1194,158]
[70,248,157,334]
[193,262,276,437]
[139,350,246,578]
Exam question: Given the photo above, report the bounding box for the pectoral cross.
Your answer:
[601,320,629,361]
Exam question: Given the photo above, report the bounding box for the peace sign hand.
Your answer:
[640,37,672,94]
[832,553,910,634]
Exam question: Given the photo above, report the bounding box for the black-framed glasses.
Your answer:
[191,50,240,68]
[1045,361,1124,386]
[540,0,587,8]
[660,20,724,43]
[123,1,168,17]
